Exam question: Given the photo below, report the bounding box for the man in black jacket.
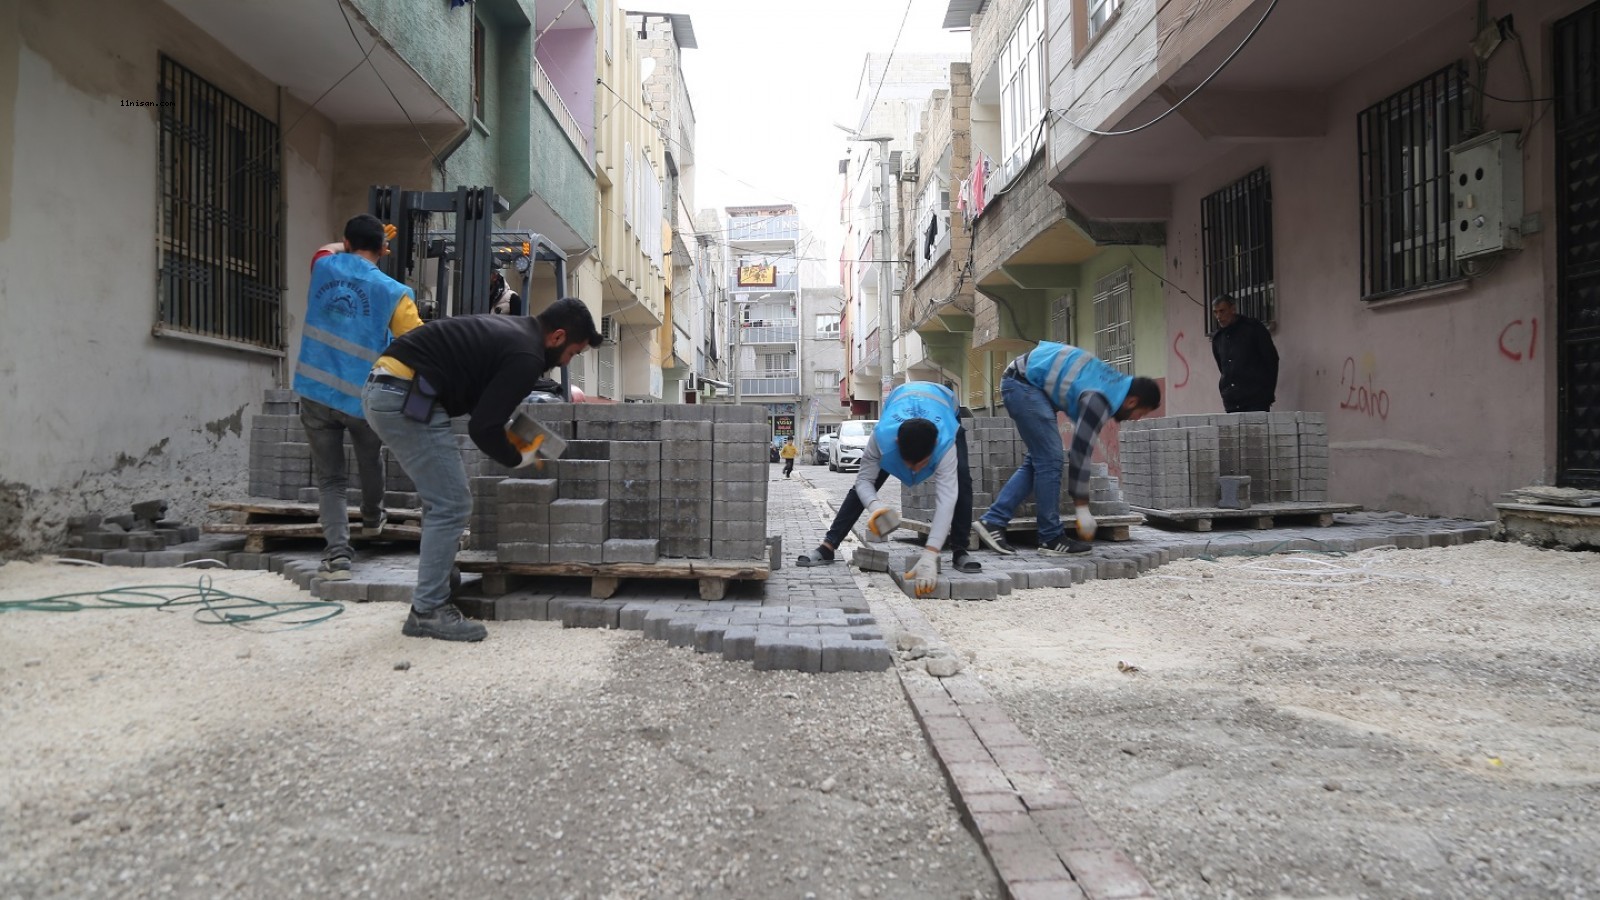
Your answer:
[363,297,603,642]
[1211,294,1279,413]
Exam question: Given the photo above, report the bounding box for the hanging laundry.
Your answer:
[924,215,938,260]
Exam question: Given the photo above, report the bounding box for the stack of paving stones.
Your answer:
[249,389,423,505]
[59,499,209,567]
[1119,411,1330,509]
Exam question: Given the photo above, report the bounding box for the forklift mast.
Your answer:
[368,184,574,396]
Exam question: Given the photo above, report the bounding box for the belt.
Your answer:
[1003,362,1030,385]
[369,373,411,388]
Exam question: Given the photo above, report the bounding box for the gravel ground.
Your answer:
[886,541,1600,899]
[0,563,999,899]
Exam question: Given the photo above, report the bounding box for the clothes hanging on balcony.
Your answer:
[924,215,939,260]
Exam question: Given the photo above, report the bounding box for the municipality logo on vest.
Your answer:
[315,279,371,320]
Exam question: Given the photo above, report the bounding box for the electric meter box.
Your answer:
[1449,131,1523,260]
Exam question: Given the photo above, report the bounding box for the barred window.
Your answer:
[157,56,283,351]
[1358,64,1468,299]
[1092,267,1134,375]
[1202,167,1275,332]
[1050,291,1074,344]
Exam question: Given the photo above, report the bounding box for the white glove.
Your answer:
[906,549,939,597]
[865,500,902,542]
[1075,503,1097,541]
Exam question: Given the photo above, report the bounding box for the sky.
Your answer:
[649,0,972,273]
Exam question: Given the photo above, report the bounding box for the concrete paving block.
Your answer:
[549,499,608,524]
[562,601,622,629]
[548,542,605,564]
[364,582,414,604]
[712,405,767,424]
[949,577,998,601]
[316,580,368,602]
[693,621,729,654]
[494,593,551,621]
[603,539,659,564]
[721,626,760,661]
[852,546,891,572]
[822,636,894,673]
[139,550,185,568]
[102,550,146,568]
[754,636,824,672]
[660,420,713,441]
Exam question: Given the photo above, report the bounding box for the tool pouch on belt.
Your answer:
[401,374,441,422]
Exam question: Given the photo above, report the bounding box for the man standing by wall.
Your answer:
[363,299,603,642]
[974,342,1161,558]
[1211,294,1279,413]
[293,214,422,582]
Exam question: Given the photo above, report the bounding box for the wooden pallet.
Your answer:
[455,549,769,601]
[901,514,1143,542]
[1131,501,1361,532]
[205,499,423,552]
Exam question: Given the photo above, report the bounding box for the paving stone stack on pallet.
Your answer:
[1119,411,1330,509]
[477,402,770,565]
[247,389,423,507]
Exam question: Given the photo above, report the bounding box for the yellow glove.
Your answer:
[865,500,901,542]
[508,431,545,470]
[1075,503,1097,541]
[906,549,939,597]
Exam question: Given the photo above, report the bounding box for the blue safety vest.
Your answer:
[1023,342,1132,420]
[876,382,959,486]
[293,253,410,417]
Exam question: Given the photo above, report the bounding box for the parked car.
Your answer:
[828,419,877,472]
[813,433,836,465]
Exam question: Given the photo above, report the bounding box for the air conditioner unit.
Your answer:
[600,315,621,343]
[684,372,699,391]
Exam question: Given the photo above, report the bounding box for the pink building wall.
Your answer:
[1158,1,1574,519]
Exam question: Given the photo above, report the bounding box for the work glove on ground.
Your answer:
[906,549,939,597]
[865,500,902,542]
[1075,503,1097,541]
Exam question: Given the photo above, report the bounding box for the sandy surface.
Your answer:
[0,562,998,899]
[895,542,1600,898]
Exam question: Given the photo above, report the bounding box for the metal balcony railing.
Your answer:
[739,319,798,344]
[533,58,590,163]
[727,215,799,244]
[740,370,800,396]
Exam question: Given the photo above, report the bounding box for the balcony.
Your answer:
[740,370,800,396]
[739,319,798,344]
[727,215,799,246]
[534,58,590,165]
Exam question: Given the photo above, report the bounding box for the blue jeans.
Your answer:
[362,378,472,613]
[300,397,386,562]
[982,375,1066,545]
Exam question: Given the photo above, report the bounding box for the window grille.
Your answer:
[1092,268,1134,375]
[1358,64,1468,299]
[157,55,283,351]
[1202,167,1275,332]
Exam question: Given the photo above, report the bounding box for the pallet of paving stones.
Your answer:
[454,549,769,601]
[1131,501,1362,532]
[898,514,1143,542]
[203,499,422,552]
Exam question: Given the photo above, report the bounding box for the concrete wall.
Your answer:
[0,0,337,555]
[1159,2,1575,517]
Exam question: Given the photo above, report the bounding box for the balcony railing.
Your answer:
[534,58,590,165]
[727,215,799,244]
[740,370,800,396]
[740,319,798,344]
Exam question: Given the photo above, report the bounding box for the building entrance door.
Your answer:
[1556,2,1600,487]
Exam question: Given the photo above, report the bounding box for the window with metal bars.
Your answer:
[1358,64,1468,299]
[1050,291,1074,344]
[1092,268,1134,375]
[156,56,283,351]
[1202,167,1274,333]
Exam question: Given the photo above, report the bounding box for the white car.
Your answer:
[828,419,877,472]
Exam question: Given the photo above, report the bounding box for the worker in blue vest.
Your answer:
[293,214,422,583]
[974,342,1161,558]
[797,381,980,597]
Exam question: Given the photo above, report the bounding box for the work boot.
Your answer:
[359,510,388,539]
[972,521,1016,555]
[402,604,487,642]
[316,556,352,581]
[1039,536,1093,557]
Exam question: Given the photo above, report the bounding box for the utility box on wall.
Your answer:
[1450,131,1523,260]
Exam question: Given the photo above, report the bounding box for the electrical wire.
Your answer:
[1051,0,1281,137]
[856,0,918,135]
[0,574,344,631]
[335,0,445,174]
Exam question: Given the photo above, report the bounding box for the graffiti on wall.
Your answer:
[1338,355,1390,420]
[1172,331,1190,389]
[1498,317,1538,362]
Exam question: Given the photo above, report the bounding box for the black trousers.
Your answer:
[822,426,973,552]
[783,458,795,476]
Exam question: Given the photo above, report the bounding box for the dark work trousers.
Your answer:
[783,458,795,477]
[822,426,973,553]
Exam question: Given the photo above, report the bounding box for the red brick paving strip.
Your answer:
[874,596,1156,900]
